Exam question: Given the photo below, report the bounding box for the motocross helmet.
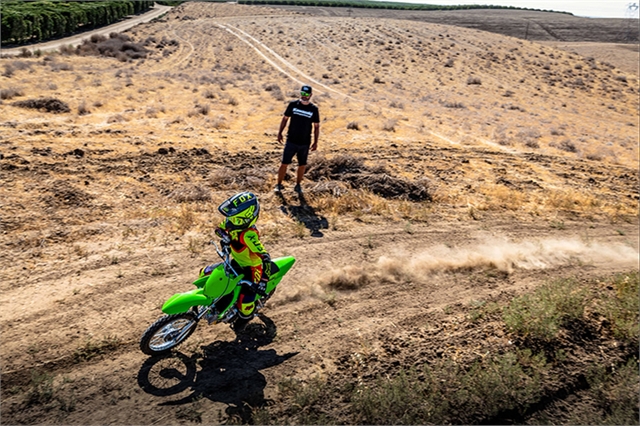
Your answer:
[218,191,260,231]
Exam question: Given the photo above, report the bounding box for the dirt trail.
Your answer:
[0,4,173,57]
[2,219,638,424]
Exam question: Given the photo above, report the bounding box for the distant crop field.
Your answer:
[0,0,154,46]
[266,4,639,43]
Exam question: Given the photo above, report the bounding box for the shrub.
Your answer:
[598,272,639,344]
[13,97,70,113]
[0,87,24,100]
[75,33,148,60]
[264,83,284,101]
[26,371,55,406]
[347,121,360,130]
[467,76,482,85]
[3,61,32,77]
[77,101,90,116]
[167,185,211,202]
[503,278,589,341]
[107,114,127,123]
[578,358,640,425]
[382,119,397,132]
[557,139,577,152]
[444,101,465,108]
[353,352,546,424]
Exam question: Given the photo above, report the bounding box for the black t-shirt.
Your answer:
[284,100,320,146]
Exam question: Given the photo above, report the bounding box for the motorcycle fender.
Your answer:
[162,288,212,315]
[267,256,296,292]
[192,276,208,288]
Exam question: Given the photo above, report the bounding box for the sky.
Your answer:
[376,1,640,18]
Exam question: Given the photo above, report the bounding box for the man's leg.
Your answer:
[296,165,306,184]
[277,163,288,185]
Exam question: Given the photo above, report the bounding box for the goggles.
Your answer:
[300,91,311,97]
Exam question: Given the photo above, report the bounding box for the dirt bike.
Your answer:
[140,230,295,356]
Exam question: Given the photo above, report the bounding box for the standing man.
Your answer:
[275,85,320,194]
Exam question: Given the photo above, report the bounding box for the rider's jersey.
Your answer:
[219,222,268,268]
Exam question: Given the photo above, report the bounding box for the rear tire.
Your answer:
[140,313,198,356]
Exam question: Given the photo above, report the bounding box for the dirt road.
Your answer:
[0,3,172,56]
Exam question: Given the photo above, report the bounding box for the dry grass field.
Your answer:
[1,2,638,424]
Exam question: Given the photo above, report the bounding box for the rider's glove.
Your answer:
[216,227,231,246]
[255,279,268,296]
[261,253,271,276]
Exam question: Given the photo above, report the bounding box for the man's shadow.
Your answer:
[277,191,328,237]
[137,314,298,423]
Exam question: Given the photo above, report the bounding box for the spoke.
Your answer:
[149,319,193,351]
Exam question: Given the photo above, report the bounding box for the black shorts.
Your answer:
[281,143,310,166]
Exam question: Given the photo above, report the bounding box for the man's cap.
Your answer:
[301,85,312,95]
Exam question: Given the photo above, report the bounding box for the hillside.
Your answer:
[1,2,638,424]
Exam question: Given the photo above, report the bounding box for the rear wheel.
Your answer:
[140,313,198,356]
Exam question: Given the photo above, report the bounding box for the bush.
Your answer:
[579,358,640,425]
[598,272,639,344]
[75,33,149,60]
[353,352,546,424]
[13,97,70,113]
[443,101,465,108]
[382,119,397,132]
[0,87,24,100]
[503,278,589,341]
[557,139,577,153]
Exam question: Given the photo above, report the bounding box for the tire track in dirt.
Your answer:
[165,22,196,70]
[217,23,350,100]
[218,20,477,150]
[3,221,637,386]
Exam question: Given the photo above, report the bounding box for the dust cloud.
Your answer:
[316,237,639,291]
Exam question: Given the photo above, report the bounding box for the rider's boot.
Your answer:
[232,294,256,334]
[237,301,255,319]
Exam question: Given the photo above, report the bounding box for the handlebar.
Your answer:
[210,238,239,277]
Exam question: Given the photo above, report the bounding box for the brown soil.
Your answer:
[1,3,638,424]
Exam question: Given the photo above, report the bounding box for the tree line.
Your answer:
[237,0,569,14]
[1,1,155,46]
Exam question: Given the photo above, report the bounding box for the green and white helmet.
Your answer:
[218,191,260,231]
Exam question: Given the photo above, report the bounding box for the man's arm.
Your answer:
[277,116,289,143]
[311,122,320,151]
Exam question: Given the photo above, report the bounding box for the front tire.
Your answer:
[140,313,198,356]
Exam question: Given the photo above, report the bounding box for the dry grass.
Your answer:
[0,1,637,247]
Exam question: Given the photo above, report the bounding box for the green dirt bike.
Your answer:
[140,230,295,356]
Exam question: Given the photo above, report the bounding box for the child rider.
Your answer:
[199,191,271,330]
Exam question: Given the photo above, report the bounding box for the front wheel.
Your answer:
[140,313,198,356]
